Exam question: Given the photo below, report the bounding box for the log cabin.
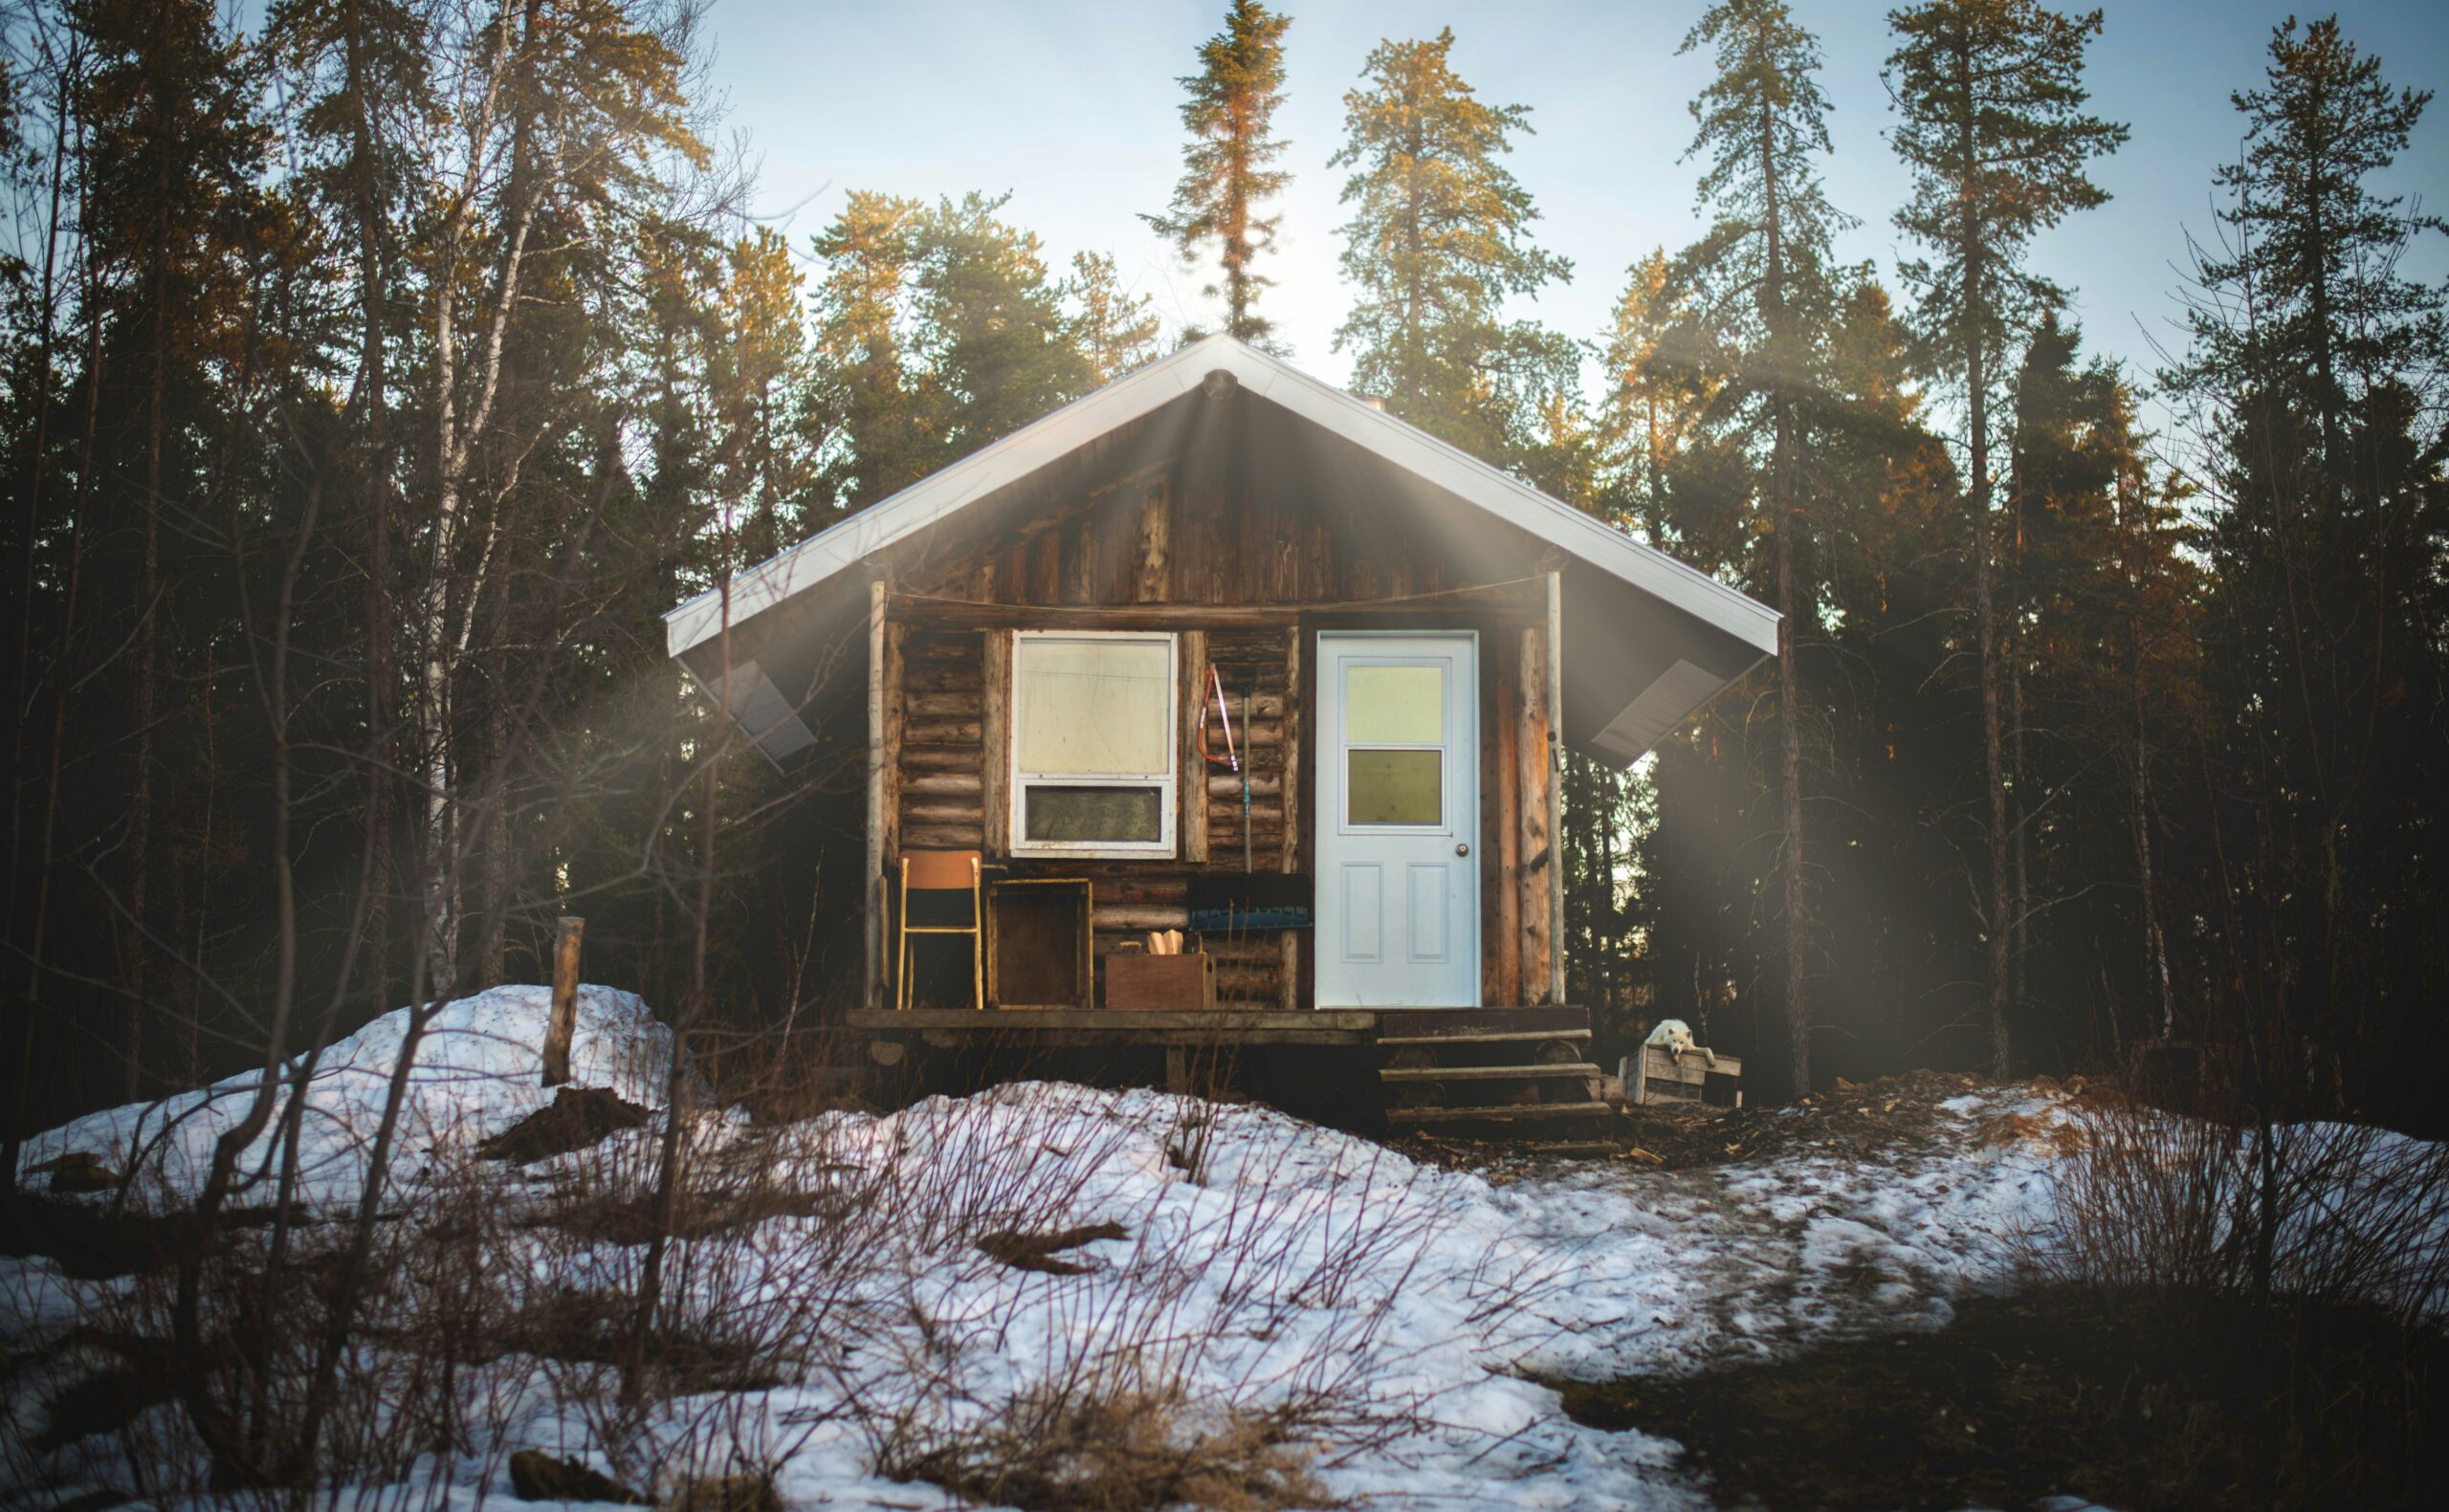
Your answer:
[665,336,1777,1124]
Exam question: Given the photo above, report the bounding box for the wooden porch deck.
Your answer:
[843,1004,1589,1048]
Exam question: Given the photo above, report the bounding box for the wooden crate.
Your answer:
[988,879,1092,1008]
[1629,1044,1743,1108]
[1105,952,1217,1010]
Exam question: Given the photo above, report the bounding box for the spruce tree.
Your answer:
[1069,250,1163,383]
[1886,0,2125,1078]
[2169,17,2448,1116]
[1144,1,1293,347]
[1331,28,1572,458]
[1675,0,1854,1097]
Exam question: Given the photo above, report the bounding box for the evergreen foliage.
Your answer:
[1330,27,1575,461]
[0,0,2443,1161]
[1144,0,1293,347]
[1885,0,2126,1076]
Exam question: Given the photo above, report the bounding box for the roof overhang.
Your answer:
[666,335,1777,768]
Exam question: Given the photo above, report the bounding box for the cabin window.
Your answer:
[1010,631,1178,856]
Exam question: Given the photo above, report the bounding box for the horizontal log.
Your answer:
[902,668,982,695]
[900,801,982,828]
[903,719,982,746]
[902,634,982,658]
[901,771,984,797]
[1205,773,1285,799]
[903,745,982,772]
[901,824,982,850]
[1092,904,1191,931]
[905,690,985,718]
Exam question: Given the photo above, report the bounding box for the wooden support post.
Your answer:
[541,915,585,1087]
[1280,625,1302,873]
[1545,568,1567,1007]
[1164,1043,1190,1095]
[982,628,1011,859]
[866,579,890,1010]
[1517,624,1554,1005]
[1492,635,1523,1006]
[1180,630,1209,864]
[1277,931,1299,1014]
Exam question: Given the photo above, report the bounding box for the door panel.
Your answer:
[1316,632,1479,1006]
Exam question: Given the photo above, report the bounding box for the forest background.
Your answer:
[2,0,2444,1150]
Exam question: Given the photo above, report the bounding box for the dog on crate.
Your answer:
[1644,1018,1716,1068]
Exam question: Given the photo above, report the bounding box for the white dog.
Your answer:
[1644,1018,1716,1067]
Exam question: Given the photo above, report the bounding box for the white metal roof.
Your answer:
[664,334,1781,663]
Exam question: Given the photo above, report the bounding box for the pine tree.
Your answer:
[1331,28,1571,458]
[908,191,1094,456]
[2179,16,2445,493]
[1886,0,2125,1078]
[717,226,815,563]
[1597,250,1709,543]
[2169,17,2448,1118]
[1144,0,1292,347]
[1068,250,1163,383]
[1675,0,1855,1097]
[809,190,933,514]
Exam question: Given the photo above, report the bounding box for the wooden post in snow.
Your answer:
[541,915,585,1086]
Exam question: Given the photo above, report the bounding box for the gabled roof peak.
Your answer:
[664,335,1779,663]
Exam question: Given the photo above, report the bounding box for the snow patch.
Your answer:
[18,984,684,1210]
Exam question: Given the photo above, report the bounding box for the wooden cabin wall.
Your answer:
[872,402,1563,1013]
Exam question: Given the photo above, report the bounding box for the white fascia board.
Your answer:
[1218,346,1781,656]
[665,335,1781,660]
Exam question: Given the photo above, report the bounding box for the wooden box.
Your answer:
[1104,952,1217,1011]
[1630,1045,1744,1108]
[988,879,1093,1008]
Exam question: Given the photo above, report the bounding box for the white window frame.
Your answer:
[1009,629,1179,859]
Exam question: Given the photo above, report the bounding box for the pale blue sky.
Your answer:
[708,1,2448,413]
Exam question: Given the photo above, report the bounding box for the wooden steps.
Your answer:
[1379,1062,1603,1083]
[1378,1027,1590,1047]
[1370,1006,1615,1135]
[1387,1101,1616,1124]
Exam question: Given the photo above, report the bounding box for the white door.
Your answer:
[1316,632,1479,1006]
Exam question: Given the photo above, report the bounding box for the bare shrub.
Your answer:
[2039,1082,2449,1324]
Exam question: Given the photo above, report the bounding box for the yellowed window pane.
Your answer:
[1346,664,1444,744]
[1016,637,1171,776]
[1024,785,1163,844]
[1348,749,1442,825]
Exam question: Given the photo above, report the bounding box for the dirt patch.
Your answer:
[475,1085,650,1164]
[978,1221,1130,1275]
[1542,1286,2443,1511]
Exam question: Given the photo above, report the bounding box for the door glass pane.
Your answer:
[1348,749,1442,825]
[1024,785,1163,844]
[1016,637,1171,775]
[1346,664,1443,744]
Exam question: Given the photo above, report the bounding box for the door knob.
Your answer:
[1455,843,1470,856]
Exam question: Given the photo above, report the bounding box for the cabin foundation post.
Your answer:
[982,628,1012,858]
[1544,567,1567,1005]
[1516,623,1555,1004]
[865,578,890,1011]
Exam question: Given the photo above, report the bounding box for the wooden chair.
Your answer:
[897,850,984,1012]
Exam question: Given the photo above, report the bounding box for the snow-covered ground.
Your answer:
[0,990,2195,1510]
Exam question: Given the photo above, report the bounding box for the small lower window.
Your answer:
[1011,631,1178,856]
